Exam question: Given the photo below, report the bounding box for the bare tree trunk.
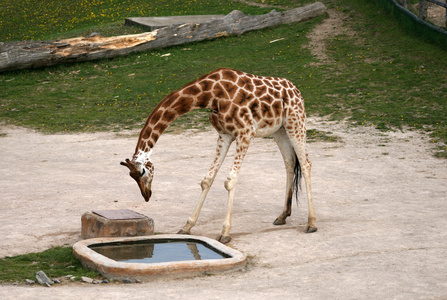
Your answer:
[0,2,326,73]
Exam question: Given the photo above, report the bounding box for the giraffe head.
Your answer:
[120,158,154,202]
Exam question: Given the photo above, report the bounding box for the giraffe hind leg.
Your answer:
[302,154,317,233]
[272,128,296,225]
[285,129,317,233]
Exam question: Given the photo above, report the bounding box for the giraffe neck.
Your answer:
[133,83,213,161]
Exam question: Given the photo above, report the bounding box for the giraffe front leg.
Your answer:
[179,134,233,236]
[217,137,249,243]
[178,176,213,235]
[217,175,237,244]
[216,134,252,244]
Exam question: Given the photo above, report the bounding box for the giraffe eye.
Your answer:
[140,168,146,176]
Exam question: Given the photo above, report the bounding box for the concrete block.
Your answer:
[81,209,154,239]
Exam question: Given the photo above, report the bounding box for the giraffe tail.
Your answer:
[293,153,302,205]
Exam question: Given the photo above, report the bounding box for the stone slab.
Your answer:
[93,209,146,220]
[124,15,225,31]
[81,210,154,239]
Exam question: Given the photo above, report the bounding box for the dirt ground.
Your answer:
[1,115,446,299]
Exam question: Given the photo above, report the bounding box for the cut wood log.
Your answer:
[0,2,326,73]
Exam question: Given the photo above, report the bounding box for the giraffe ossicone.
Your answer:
[121,68,317,243]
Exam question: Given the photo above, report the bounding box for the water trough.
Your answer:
[73,234,246,280]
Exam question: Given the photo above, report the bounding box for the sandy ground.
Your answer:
[1,116,446,299]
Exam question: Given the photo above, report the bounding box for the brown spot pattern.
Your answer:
[219,100,231,114]
[213,83,227,99]
[222,69,237,81]
[184,84,201,96]
[222,81,238,99]
[197,92,212,107]
[255,85,267,97]
[199,80,213,92]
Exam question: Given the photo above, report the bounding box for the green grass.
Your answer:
[307,129,341,143]
[0,0,446,157]
[0,247,101,283]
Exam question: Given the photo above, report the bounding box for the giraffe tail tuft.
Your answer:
[293,153,302,205]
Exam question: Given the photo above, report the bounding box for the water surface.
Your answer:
[90,239,230,263]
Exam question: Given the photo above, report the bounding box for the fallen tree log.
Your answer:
[0,2,326,73]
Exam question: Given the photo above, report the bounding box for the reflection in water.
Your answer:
[90,240,229,264]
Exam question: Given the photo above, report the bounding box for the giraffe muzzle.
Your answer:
[142,189,152,202]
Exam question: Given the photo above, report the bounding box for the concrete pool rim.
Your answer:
[73,234,247,280]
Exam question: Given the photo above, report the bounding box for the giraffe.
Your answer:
[121,68,317,244]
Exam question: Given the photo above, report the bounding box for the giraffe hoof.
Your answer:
[273,218,286,225]
[304,224,318,233]
[177,229,191,235]
[217,235,231,244]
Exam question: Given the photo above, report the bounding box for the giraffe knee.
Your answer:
[201,177,213,190]
[224,176,238,191]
